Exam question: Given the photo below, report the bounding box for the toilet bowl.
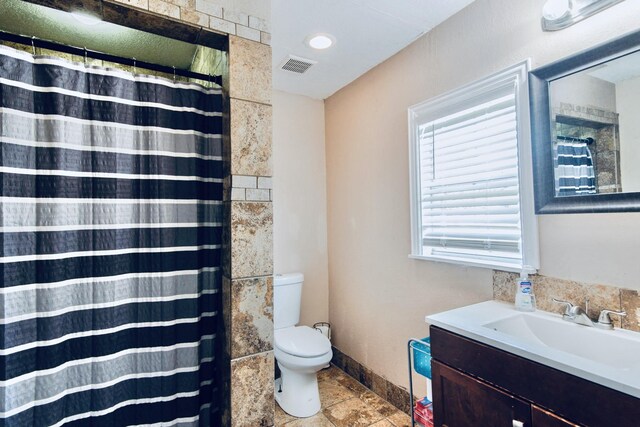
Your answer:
[273,273,333,418]
[274,326,332,417]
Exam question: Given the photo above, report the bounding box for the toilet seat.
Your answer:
[275,326,331,358]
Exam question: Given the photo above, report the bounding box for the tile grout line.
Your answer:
[323,367,404,426]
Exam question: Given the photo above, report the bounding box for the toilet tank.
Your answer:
[274,273,304,330]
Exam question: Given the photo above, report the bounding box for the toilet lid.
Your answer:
[275,326,331,358]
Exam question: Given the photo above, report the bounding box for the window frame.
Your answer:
[408,60,539,273]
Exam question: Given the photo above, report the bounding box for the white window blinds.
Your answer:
[409,62,538,272]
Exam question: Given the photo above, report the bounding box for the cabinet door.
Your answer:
[432,360,532,427]
[531,406,579,427]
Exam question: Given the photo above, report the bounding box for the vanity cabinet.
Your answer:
[432,360,532,426]
[430,326,639,427]
[531,407,579,427]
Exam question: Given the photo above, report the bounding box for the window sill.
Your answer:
[408,254,536,274]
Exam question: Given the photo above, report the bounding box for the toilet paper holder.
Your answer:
[313,322,331,341]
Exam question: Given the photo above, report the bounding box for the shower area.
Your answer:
[0,1,234,425]
[550,68,623,196]
[1,1,275,425]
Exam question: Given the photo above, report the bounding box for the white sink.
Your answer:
[483,313,640,369]
[426,301,640,398]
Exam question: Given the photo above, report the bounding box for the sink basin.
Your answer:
[483,313,640,369]
[426,301,640,398]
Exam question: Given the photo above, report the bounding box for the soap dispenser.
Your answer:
[515,272,536,312]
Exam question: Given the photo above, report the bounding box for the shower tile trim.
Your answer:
[230,175,273,201]
[112,0,272,44]
[22,0,271,45]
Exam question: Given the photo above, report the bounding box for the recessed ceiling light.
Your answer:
[307,34,335,50]
[71,10,102,26]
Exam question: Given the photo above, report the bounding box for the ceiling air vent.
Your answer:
[279,55,317,74]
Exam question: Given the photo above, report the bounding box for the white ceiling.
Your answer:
[272,0,476,100]
[587,51,640,84]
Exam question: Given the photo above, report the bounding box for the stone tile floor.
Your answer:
[275,366,413,427]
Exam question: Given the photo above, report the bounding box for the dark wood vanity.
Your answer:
[430,326,640,427]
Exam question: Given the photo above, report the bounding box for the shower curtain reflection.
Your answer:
[554,135,597,196]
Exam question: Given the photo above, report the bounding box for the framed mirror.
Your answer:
[529,30,640,213]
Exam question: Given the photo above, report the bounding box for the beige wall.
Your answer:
[617,76,640,193]
[325,0,640,391]
[273,90,329,327]
[552,73,616,112]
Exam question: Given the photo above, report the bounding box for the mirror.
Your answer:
[529,30,640,213]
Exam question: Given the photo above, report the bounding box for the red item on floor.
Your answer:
[414,397,434,427]
[414,412,434,427]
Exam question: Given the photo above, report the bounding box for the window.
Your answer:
[408,62,538,272]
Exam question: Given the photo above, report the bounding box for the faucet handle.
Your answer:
[552,298,574,316]
[597,309,627,328]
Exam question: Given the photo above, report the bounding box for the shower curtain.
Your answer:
[0,45,223,426]
[554,139,597,195]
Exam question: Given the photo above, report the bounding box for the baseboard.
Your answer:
[331,346,412,415]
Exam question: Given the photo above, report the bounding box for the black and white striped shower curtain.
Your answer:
[0,45,223,426]
[555,140,597,195]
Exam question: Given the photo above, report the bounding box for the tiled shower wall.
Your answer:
[554,102,621,193]
[111,0,271,45]
[493,271,640,332]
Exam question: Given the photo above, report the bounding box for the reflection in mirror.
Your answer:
[549,50,640,197]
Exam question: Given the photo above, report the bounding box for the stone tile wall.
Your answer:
[111,0,271,44]
[493,271,640,331]
[223,33,274,427]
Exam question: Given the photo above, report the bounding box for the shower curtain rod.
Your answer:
[557,134,595,145]
[0,30,223,87]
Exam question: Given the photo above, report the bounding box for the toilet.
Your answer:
[274,273,332,418]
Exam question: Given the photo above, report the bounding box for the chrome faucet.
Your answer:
[552,298,626,330]
[568,304,596,327]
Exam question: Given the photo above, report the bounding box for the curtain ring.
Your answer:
[31,36,36,55]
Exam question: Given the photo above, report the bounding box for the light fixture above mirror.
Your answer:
[542,0,625,31]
